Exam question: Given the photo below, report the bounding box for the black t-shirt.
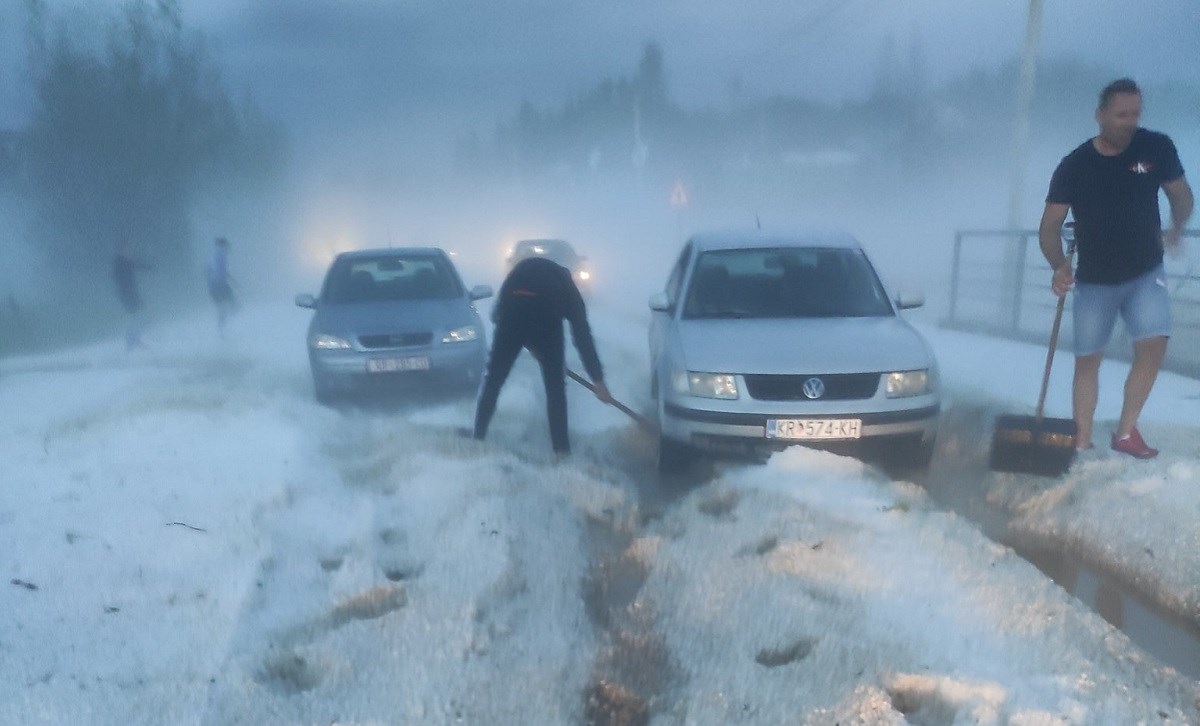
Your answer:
[1046,128,1185,284]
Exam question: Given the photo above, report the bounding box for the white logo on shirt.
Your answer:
[1130,161,1153,174]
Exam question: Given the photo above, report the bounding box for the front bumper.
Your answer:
[309,340,486,394]
[659,397,940,457]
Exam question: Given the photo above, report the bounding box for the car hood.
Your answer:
[676,316,933,374]
[311,299,475,336]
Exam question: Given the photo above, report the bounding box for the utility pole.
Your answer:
[1000,0,1044,329]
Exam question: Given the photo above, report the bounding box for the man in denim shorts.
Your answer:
[1038,78,1193,458]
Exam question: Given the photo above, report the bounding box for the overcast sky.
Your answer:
[2,0,1198,137]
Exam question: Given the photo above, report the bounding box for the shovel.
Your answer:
[565,368,655,432]
[988,244,1078,477]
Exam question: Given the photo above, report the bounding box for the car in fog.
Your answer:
[296,247,493,403]
[648,231,940,471]
[506,238,592,291]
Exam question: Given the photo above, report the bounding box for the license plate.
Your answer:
[366,356,430,373]
[766,418,861,440]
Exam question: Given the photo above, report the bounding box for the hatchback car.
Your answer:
[506,238,592,291]
[648,232,939,470]
[296,247,493,403]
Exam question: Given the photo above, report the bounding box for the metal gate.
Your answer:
[944,229,1200,378]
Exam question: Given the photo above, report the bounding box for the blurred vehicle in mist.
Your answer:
[296,247,493,404]
[648,231,940,472]
[505,238,592,292]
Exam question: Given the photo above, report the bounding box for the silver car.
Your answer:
[296,247,493,403]
[648,232,940,471]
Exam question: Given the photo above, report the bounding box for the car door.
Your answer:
[649,242,692,393]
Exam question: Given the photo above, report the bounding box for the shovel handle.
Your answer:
[1036,243,1075,420]
[565,368,654,431]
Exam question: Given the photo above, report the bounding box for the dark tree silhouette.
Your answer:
[16,0,282,298]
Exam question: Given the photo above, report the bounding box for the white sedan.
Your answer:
[648,231,940,471]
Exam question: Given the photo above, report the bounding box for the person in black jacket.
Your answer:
[112,240,152,350]
[474,256,613,454]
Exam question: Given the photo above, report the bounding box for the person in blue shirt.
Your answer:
[206,237,238,335]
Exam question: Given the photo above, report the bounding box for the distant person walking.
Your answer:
[473,256,613,455]
[112,240,151,350]
[1039,78,1193,458]
[206,236,238,336]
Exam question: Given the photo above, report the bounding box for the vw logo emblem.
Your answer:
[802,377,825,399]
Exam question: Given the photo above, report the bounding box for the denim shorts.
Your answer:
[1072,264,1171,356]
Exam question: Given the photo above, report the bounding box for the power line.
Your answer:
[744,0,875,66]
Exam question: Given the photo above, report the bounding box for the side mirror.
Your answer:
[894,290,925,310]
[469,285,494,301]
[648,292,670,312]
[295,293,317,309]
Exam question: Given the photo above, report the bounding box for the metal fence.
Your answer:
[944,229,1200,378]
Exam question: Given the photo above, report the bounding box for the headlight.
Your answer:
[442,325,478,343]
[311,334,351,350]
[673,370,739,399]
[885,370,929,398]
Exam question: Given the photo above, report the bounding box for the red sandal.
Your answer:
[1110,428,1158,459]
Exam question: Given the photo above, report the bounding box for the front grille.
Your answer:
[743,373,881,401]
[358,332,433,349]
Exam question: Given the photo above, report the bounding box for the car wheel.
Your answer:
[889,435,934,470]
[658,435,691,475]
[312,375,335,406]
[914,437,936,467]
[462,367,483,397]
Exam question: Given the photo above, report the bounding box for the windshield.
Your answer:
[682,247,893,319]
[321,253,462,304]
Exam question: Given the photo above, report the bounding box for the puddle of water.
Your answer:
[918,403,1200,681]
[1018,545,1200,680]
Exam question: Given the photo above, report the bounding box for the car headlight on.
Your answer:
[442,325,478,343]
[311,334,351,350]
[673,370,739,399]
[885,369,929,398]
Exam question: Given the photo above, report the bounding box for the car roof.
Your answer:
[687,230,862,253]
[335,247,447,261]
[515,238,574,249]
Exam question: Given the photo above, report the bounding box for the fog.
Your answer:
[1,0,1198,354]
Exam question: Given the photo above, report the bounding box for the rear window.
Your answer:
[322,253,462,303]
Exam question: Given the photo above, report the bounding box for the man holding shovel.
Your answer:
[473,255,614,455]
[1038,78,1193,458]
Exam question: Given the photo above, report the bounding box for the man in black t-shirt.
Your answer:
[473,256,613,455]
[1038,78,1193,459]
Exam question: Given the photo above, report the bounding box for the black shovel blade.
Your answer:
[988,414,1078,477]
